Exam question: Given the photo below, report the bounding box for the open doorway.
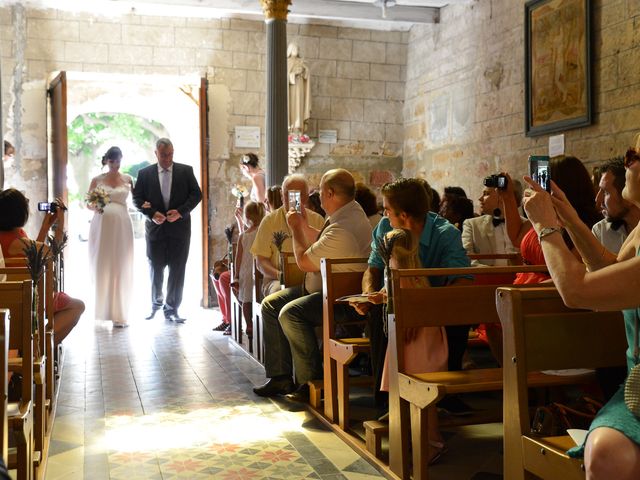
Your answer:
[61,72,205,323]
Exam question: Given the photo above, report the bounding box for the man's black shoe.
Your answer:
[145,307,160,320]
[166,313,186,324]
[253,376,295,397]
[285,383,310,403]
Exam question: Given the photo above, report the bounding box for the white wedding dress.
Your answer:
[88,181,134,326]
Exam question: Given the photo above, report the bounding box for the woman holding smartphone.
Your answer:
[521,146,640,480]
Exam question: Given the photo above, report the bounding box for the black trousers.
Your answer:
[147,234,190,315]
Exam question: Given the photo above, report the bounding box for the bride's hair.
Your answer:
[102,146,123,166]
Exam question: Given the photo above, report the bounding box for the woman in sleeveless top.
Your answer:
[0,189,84,346]
[87,146,134,327]
[523,146,640,480]
[240,153,266,205]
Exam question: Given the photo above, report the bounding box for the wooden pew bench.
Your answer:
[1,261,55,479]
[320,257,370,424]
[497,286,627,480]
[384,265,596,480]
[0,309,10,466]
[0,280,35,480]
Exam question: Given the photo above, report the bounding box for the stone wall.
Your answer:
[403,0,640,203]
[0,5,406,252]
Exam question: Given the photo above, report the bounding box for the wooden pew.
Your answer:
[320,257,369,423]
[0,262,51,476]
[386,265,595,480]
[0,309,9,467]
[497,286,627,480]
[251,260,264,361]
[468,252,523,265]
[279,252,304,288]
[0,280,34,480]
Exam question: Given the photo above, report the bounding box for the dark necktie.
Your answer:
[492,217,505,227]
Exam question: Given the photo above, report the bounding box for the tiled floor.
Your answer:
[44,307,387,480]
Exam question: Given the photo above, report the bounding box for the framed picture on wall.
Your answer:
[524,0,592,137]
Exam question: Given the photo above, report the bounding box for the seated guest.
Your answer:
[440,195,474,231]
[366,228,449,464]
[503,156,602,284]
[0,189,84,346]
[253,169,372,401]
[438,185,468,218]
[592,157,640,254]
[355,182,383,229]
[251,175,325,296]
[230,201,265,339]
[352,178,471,394]
[266,185,283,212]
[522,144,640,480]
[305,189,325,218]
[462,177,524,266]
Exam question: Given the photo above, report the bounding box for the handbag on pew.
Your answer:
[530,396,603,437]
[624,316,640,417]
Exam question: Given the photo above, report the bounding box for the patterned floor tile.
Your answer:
[47,308,386,480]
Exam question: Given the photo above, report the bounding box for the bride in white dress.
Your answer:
[87,146,134,327]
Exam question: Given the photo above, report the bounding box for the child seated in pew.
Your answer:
[364,228,449,464]
[231,201,265,340]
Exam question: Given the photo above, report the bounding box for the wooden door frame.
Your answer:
[199,77,211,307]
[47,71,68,204]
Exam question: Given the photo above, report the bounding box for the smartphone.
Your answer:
[288,190,302,212]
[38,202,51,212]
[529,155,551,192]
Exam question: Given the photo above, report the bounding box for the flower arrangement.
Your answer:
[231,184,249,200]
[21,239,51,336]
[272,230,290,284]
[288,133,311,144]
[272,230,289,253]
[86,186,111,214]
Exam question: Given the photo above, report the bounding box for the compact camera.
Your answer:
[483,174,508,190]
[288,190,302,213]
[37,201,58,213]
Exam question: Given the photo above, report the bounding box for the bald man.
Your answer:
[253,169,372,401]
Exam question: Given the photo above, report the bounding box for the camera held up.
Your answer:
[37,201,59,213]
[483,174,508,190]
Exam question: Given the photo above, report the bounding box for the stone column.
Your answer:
[260,0,290,187]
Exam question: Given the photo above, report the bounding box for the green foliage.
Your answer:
[122,160,151,181]
[68,113,163,157]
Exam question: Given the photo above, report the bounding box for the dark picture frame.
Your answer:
[524,0,592,137]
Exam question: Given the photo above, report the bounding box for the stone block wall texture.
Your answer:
[0,5,406,255]
[404,0,640,204]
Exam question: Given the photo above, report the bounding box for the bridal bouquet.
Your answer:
[86,187,110,214]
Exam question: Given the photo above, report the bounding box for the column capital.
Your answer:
[260,0,291,21]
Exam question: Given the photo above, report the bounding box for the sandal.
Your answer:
[213,321,228,331]
[223,325,232,335]
[428,440,448,466]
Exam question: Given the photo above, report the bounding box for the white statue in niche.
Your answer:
[287,43,311,134]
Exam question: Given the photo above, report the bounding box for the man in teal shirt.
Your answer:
[354,178,472,397]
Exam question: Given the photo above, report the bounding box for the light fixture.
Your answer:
[373,0,397,18]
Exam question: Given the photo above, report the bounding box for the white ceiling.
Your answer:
[12,0,473,29]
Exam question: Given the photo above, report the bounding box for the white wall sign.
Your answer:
[318,129,338,144]
[548,134,565,157]
[235,126,261,148]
